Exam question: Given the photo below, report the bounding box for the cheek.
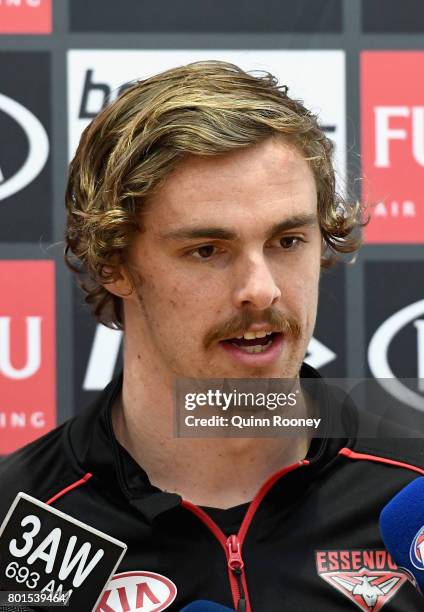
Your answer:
[167,273,214,309]
[143,273,208,336]
[288,269,318,297]
[284,265,319,320]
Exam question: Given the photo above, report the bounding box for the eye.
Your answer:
[279,236,302,249]
[191,245,217,259]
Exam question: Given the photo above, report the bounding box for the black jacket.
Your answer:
[0,364,423,612]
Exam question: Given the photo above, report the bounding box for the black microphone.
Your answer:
[180,600,234,610]
[0,492,127,611]
[379,477,424,594]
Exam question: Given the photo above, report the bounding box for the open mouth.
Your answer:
[221,332,280,354]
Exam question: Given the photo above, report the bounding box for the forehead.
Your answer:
[143,137,317,229]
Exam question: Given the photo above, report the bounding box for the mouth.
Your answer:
[219,331,284,365]
[222,331,276,353]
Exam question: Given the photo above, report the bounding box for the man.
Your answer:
[0,61,423,611]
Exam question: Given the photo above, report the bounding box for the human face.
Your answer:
[124,137,322,379]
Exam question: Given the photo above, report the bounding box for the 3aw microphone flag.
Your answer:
[0,492,127,611]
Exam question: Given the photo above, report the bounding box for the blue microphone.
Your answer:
[180,601,234,611]
[379,477,424,594]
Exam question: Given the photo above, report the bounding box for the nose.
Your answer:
[232,253,282,311]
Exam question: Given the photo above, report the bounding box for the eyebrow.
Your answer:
[160,213,318,242]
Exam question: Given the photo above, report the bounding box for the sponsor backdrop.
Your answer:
[0,0,423,453]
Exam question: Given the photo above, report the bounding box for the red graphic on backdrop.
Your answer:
[361,52,424,243]
[0,261,55,454]
[0,0,51,34]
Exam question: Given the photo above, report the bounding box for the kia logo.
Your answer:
[368,299,424,411]
[0,93,49,200]
[96,570,177,611]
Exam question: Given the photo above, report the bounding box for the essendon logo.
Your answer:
[0,0,52,34]
[96,571,177,611]
[361,52,424,243]
[316,550,407,611]
[0,261,55,453]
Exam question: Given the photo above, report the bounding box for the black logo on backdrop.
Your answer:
[70,0,341,33]
[0,52,51,242]
[366,262,424,413]
[362,0,424,32]
[0,93,49,200]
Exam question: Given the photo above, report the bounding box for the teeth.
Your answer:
[243,331,256,340]
[243,330,270,340]
[254,331,267,338]
[235,340,272,353]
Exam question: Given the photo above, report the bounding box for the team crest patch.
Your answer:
[315,550,407,611]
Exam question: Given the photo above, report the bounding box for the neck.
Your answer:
[112,345,311,509]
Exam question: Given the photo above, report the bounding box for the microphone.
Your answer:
[180,601,234,611]
[0,492,127,611]
[379,477,424,594]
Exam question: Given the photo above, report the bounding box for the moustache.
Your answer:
[203,308,302,350]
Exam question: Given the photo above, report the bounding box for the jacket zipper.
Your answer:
[226,534,246,612]
[182,459,309,611]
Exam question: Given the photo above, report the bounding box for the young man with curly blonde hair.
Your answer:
[1,62,422,611]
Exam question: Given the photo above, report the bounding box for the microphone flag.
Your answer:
[0,492,127,611]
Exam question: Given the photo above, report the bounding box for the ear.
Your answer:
[102,265,135,300]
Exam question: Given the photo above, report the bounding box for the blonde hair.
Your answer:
[65,60,363,329]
